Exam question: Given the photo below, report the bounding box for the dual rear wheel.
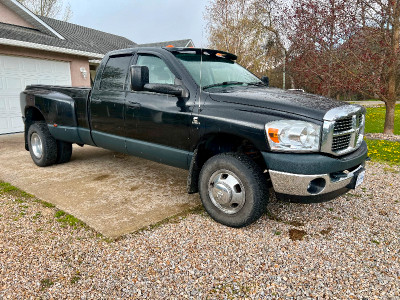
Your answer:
[28,122,72,167]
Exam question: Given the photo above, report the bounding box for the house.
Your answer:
[0,0,194,135]
[139,39,194,48]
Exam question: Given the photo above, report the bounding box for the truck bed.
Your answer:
[24,85,91,129]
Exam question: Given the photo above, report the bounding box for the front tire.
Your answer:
[27,122,57,167]
[198,153,268,227]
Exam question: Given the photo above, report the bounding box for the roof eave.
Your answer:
[2,0,65,39]
[0,38,104,59]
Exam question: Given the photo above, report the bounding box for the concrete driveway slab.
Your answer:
[0,133,200,238]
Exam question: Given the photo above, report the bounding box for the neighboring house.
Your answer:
[0,0,194,135]
[139,39,194,48]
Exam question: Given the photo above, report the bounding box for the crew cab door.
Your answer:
[90,54,133,152]
[125,53,192,168]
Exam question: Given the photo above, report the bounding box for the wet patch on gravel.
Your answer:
[288,228,307,241]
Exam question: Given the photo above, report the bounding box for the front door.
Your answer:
[125,54,192,168]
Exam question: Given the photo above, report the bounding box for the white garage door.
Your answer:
[0,55,72,135]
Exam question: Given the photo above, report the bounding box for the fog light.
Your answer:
[307,178,326,195]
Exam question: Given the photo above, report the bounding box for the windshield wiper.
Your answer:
[202,81,246,89]
[247,81,265,86]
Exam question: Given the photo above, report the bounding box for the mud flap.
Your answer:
[187,149,199,194]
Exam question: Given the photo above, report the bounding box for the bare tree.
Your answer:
[17,0,73,21]
[205,0,282,77]
[284,0,399,134]
[206,0,398,133]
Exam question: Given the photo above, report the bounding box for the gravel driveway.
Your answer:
[1,161,399,298]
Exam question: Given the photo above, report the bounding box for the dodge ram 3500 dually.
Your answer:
[20,47,368,227]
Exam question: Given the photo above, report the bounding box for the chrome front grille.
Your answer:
[334,116,353,132]
[357,114,363,126]
[321,105,366,156]
[332,134,351,151]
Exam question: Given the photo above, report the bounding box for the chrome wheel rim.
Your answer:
[208,169,246,214]
[31,133,43,159]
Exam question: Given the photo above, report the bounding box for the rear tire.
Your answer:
[56,140,72,164]
[27,122,57,167]
[198,153,268,227]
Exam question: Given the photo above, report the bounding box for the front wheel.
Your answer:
[198,153,268,227]
[27,122,57,167]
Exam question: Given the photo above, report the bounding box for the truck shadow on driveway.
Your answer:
[0,133,200,238]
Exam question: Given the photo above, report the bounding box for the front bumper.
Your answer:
[269,164,364,196]
[262,141,368,202]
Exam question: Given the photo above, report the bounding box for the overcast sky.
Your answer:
[68,0,209,47]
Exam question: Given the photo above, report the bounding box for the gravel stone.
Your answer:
[365,133,400,142]
[0,161,399,298]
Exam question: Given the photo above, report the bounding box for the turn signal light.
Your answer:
[268,128,279,143]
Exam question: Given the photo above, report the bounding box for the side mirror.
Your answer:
[261,76,269,87]
[144,83,184,97]
[130,65,149,91]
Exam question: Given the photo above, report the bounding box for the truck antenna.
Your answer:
[198,28,204,111]
[199,47,203,110]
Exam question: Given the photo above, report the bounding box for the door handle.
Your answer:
[91,98,102,104]
[127,101,141,109]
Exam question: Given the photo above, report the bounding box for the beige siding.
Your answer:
[0,2,35,28]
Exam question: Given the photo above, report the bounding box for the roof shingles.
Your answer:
[0,13,194,57]
[139,39,194,48]
[0,16,136,56]
[38,16,136,54]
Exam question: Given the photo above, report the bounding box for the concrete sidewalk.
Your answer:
[0,133,200,238]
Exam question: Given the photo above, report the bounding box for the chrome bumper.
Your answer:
[269,165,364,196]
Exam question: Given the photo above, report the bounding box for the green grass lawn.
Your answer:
[365,104,400,135]
[366,139,400,165]
[363,104,400,165]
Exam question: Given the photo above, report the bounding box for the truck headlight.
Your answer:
[265,120,321,152]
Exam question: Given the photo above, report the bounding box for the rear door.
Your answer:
[90,54,133,152]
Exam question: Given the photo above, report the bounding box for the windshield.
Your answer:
[174,53,262,89]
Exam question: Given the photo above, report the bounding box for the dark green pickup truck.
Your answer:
[20,47,368,227]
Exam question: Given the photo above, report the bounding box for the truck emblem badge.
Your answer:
[192,117,200,125]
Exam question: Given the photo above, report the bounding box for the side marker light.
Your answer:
[268,128,279,143]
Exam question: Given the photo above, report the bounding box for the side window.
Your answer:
[100,55,132,90]
[136,55,175,84]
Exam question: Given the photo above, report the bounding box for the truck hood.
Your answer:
[208,87,346,121]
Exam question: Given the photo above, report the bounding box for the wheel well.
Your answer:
[198,133,265,169]
[187,133,267,194]
[24,107,45,150]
